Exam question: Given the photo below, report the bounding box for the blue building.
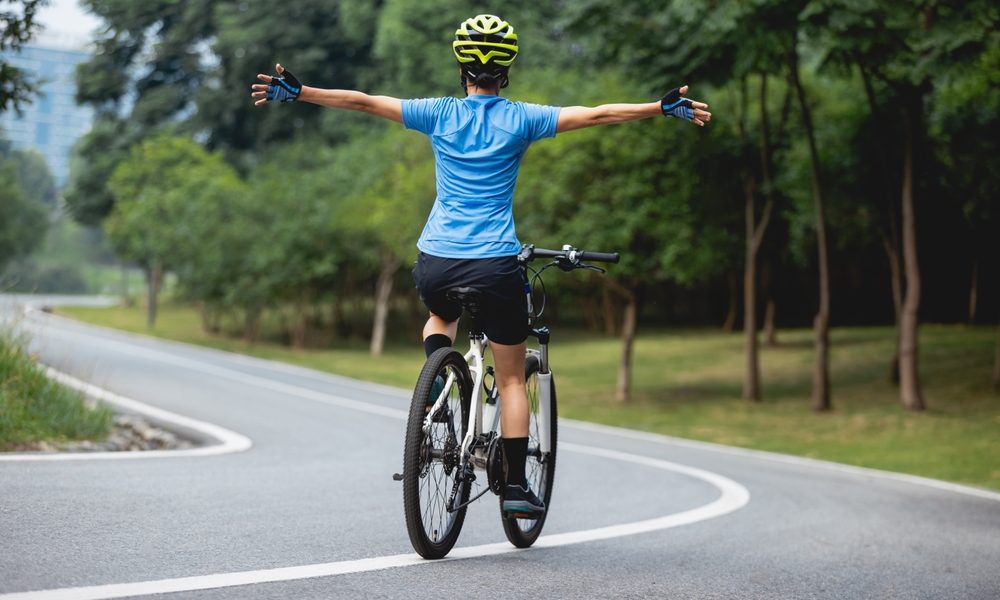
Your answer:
[0,43,94,189]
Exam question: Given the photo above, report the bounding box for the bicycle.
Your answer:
[395,243,619,559]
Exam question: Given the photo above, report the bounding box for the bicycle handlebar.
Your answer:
[519,244,620,266]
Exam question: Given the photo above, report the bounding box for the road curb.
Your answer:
[0,366,253,462]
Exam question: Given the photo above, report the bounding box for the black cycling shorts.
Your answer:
[412,252,529,345]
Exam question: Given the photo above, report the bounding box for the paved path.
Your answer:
[1,296,998,599]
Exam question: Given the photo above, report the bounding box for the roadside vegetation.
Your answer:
[0,328,113,450]
[61,303,1000,491]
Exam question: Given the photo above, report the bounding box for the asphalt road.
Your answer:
[1,296,998,599]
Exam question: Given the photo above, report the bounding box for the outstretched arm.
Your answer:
[250,64,403,124]
[557,85,711,133]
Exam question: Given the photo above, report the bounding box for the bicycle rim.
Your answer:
[402,348,472,559]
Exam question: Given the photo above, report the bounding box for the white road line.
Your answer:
[563,420,1000,503]
[0,368,252,462]
[0,444,750,600]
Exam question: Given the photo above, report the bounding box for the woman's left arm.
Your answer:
[556,85,710,133]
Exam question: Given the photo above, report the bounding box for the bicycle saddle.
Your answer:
[445,287,483,307]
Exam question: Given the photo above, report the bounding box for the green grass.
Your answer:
[60,302,1000,490]
[0,329,113,449]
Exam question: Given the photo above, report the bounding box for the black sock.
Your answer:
[502,437,529,488]
[423,333,452,358]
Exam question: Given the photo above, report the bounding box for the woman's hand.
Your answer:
[661,85,712,127]
[250,63,302,105]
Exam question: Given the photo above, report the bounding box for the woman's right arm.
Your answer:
[250,64,403,124]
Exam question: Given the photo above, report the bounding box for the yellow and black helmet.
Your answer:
[453,15,518,88]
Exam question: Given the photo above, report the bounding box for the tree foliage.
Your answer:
[0,0,48,114]
[0,140,52,273]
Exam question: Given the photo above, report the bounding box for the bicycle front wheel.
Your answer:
[501,353,557,547]
[402,347,472,559]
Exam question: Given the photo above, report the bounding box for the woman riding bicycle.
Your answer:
[251,13,711,519]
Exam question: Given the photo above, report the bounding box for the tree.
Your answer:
[727,1,799,402]
[66,0,216,224]
[929,31,999,388]
[105,134,240,328]
[518,76,734,402]
[787,29,834,412]
[193,0,383,162]
[0,159,47,273]
[342,129,435,356]
[64,119,131,225]
[250,171,341,345]
[800,0,999,410]
[568,0,794,403]
[6,148,55,205]
[0,0,48,113]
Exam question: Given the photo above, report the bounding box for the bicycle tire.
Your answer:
[501,354,557,547]
[402,347,473,559]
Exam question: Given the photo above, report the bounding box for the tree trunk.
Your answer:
[289,291,312,349]
[243,309,260,343]
[738,74,776,402]
[370,252,400,356]
[721,271,737,332]
[968,260,978,325]
[860,62,903,386]
[144,263,162,330]
[790,49,831,412]
[743,178,761,401]
[579,294,598,333]
[743,269,760,400]
[764,299,777,347]
[602,284,618,337]
[120,261,129,303]
[199,303,221,335]
[993,320,1000,391]
[760,260,777,346]
[882,234,903,384]
[899,101,925,411]
[615,291,637,404]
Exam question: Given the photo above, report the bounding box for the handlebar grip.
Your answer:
[522,245,620,264]
[578,251,620,264]
[531,248,565,259]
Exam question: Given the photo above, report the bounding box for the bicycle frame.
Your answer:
[421,332,553,476]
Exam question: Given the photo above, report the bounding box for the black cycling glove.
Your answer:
[266,69,302,103]
[660,87,695,121]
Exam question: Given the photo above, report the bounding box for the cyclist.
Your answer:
[251,14,711,519]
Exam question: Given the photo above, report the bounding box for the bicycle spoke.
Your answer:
[415,369,468,544]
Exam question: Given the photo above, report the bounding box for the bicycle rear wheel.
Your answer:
[501,353,557,547]
[402,347,472,559]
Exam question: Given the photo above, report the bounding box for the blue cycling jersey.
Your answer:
[401,95,560,258]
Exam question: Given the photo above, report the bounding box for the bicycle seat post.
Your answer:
[445,287,485,340]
